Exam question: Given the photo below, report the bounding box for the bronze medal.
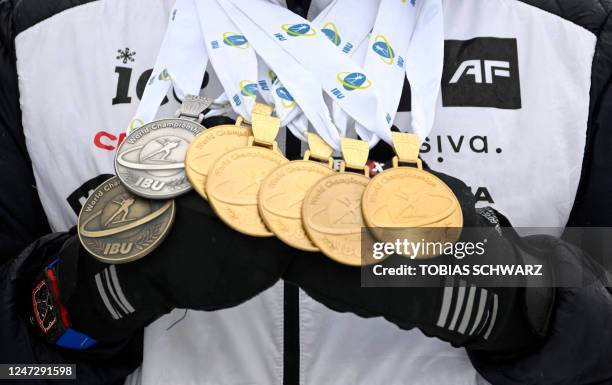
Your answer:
[362,133,463,259]
[77,176,175,263]
[258,134,335,251]
[185,118,251,200]
[206,105,288,237]
[302,138,372,266]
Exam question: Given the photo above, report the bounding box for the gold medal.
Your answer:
[362,132,463,259]
[206,105,288,236]
[258,133,335,251]
[185,118,251,200]
[302,138,372,266]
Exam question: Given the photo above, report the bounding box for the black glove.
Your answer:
[469,234,612,385]
[30,191,295,346]
[283,167,553,359]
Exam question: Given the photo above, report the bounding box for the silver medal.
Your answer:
[115,96,213,199]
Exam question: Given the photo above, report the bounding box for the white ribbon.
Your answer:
[224,0,389,146]
[131,0,444,151]
[405,0,444,141]
[128,0,208,133]
[195,0,259,121]
[354,0,419,144]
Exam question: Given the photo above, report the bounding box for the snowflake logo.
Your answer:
[116,47,136,64]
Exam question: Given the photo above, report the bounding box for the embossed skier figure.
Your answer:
[0,1,611,385]
[141,138,181,162]
[105,197,136,227]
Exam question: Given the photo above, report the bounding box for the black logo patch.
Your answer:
[442,37,521,109]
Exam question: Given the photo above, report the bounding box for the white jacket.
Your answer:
[12,0,595,383]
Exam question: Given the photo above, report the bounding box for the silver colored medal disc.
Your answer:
[77,176,175,264]
[115,118,205,198]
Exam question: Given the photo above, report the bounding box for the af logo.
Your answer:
[450,60,510,84]
[442,37,521,109]
[223,32,250,49]
[276,87,296,108]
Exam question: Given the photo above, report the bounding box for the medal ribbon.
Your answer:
[404,0,444,142]
[223,0,390,144]
[277,0,379,141]
[316,0,444,143]
[354,0,419,144]
[195,0,376,142]
[215,0,344,149]
[195,0,259,121]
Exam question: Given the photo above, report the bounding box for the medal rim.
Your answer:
[185,123,251,201]
[206,145,288,237]
[76,176,176,264]
[115,118,205,199]
[302,171,370,266]
[258,159,335,252]
[362,166,464,229]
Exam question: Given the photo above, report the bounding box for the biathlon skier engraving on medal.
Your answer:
[302,138,372,266]
[184,107,277,200]
[115,96,213,199]
[77,176,175,263]
[258,133,336,251]
[206,104,288,236]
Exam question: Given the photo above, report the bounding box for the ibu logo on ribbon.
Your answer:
[223,32,250,49]
[268,70,278,84]
[321,22,341,46]
[240,80,259,98]
[148,68,171,85]
[337,72,372,91]
[282,23,316,37]
[372,35,395,64]
[276,87,296,108]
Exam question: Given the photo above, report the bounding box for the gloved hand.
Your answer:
[283,167,552,358]
[470,234,612,385]
[31,190,295,346]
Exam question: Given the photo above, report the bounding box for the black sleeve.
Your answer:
[0,231,142,385]
[558,1,612,229]
[0,0,51,262]
[0,2,141,383]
